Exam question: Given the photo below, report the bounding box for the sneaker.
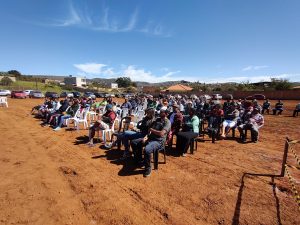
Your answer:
[104,143,113,149]
[181,153,187,157]
[53,127,61,131]
[143,168,152,177]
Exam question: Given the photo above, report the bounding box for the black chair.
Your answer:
[153,142,167,170]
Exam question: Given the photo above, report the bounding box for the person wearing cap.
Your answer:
[131,109,171,177]
[87,104,116,146]
[238,107,264,143]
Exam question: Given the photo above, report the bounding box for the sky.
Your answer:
[0,0,300,83]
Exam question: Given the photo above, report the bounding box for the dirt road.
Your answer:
[0,98,299,225]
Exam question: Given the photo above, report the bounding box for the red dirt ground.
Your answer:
[0,98,299,225]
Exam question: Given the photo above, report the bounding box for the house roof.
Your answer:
[165,84,193,92]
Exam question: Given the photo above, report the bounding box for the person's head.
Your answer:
[124,97,128,102]
[253,107,260,114]
[160,109,167,119]
[278,99,281,103]
[106,104,113,111]
[189,108,196,116]
[172,103,180,112]
[146,108,155,118]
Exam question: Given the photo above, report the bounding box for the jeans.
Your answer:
[57,115,71,128]
[118,131,145,153]
[131,139,163,170]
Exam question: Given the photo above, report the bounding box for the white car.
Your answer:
[199,94,212,101]
[24,90,34,96]
[0,89,11,96]
[212,94,222,100]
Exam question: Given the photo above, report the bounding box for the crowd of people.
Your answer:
[31,94,300,177]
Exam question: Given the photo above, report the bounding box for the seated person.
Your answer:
[42,98,70,126]
[53,99,80,131]
[166,103,183,146]
[113,108,156,159]
[176,108,199,157]
[262,99,271,114]
[220,104,239,138]
[238,107,264,143]
[130,109,171,177]
[273,100,284,115]
[293,102,300,117]
[207,104,224,133]
[87,104,116,146]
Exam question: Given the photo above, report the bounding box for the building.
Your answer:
[64,75,86,87]
[0,76,16,82]
[111,83,118,89]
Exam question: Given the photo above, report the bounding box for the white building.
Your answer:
[111,83,118,89]
[64,75,86,87]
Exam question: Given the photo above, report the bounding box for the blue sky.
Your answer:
[0,0,300,83]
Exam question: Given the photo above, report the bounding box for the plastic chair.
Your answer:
[0,97,8,107]
[65,108,82,128]
[73,107,90,130]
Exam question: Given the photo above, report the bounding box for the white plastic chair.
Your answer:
[130,110,145,128]
[97,118,119,144]
[0,97,8,107]
[65,108,81,128]
[73,107,90,130]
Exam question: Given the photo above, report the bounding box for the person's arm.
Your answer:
[149,127,167,137]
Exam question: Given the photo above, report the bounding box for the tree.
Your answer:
[115,77,132,88]
[0,77,13,86]
[7,70,21,79]
[270,78,292,90]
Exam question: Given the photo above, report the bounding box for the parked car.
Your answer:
[29,91,44,98]
[72,91,81,98]
[83,92,96,99]
[45,92,59,98]
[225,94,234,100]
[24,90,34,96]
[11,91,27,99]
[199,94,212,101]
[94,92,106,98]
[212,94,222,100]
[60,92,74,98]
[245,94,266,100]
[105,93,115,97]
[0,89,11,96]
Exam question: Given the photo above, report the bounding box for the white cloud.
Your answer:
[200,74,294,83]
[49,1,170,37]
[73,63,107,74]
[242,65,269,71]
[73,63,181,82]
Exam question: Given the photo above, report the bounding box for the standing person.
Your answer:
[87,104,116,146]
[130,109,171,177]
[120,97,132,117]
[176,108,199,157]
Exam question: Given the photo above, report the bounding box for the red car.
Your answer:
[245,94,266,100]
[11,91,27,99]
